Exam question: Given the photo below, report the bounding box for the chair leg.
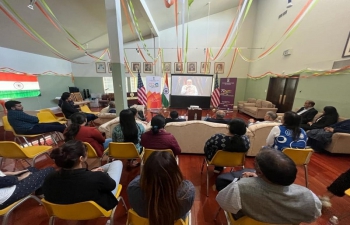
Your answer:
[200,158,205,174]
[23,137,31,146]
[214,207,222,221]
[206,164,209,197]
[49,216,55,225]
[117,196,128,214]
[304,164,309,188]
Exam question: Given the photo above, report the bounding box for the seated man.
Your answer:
[216,148,322,224]
[58,92,79,109]
[248,111,278,126]
[5,100,65,135]
[180,79,198,96]
[205,110,229,124]
[100,101,116,114]
[165,111,186,125]
[297,100,318,124]
[60,92,97,122]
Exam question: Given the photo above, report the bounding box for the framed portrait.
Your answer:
[187,62,197,73]
[342,31,350,58]
[143,62,153,73]
[96,62,106,73]
[131,62,141,73]
[174,62,184,73]
[107,63,112,73]
[200,62,211,73]
[214,62,225,74]
[162,62,171,73]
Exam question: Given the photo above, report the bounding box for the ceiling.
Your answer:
[0,0,239,60]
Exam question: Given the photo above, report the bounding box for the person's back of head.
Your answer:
[61,92,71,101]
[50,140,87,169]
[109,101,115,108]
[64,112,87,142]
[4,100,21,110]
[151,115,165,134]
[119,109,138,144]
[225,118,248,152]
[216,110,226,119]
[255,147,297,186]
[283,111,301,141]
[308,100,315,107]
[170,111,179,119]
[129,108,137,117]
[140,151,183,225]
[323,106,339,120]
[266,111,277,121]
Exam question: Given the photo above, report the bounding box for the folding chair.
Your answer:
[201,151,246,196]
[224,210,269,225]
[39,109,66,122]
[104,142,142,165]
[80,105,99,116]
[126,208,190,225]
[142,148,177,163]
[83,142,105,168]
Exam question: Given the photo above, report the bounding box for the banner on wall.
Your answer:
[0,72,41,99]
[146,76,162,108]
[218,78,237,111]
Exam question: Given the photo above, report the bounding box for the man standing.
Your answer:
[5,100,65,135]
[216,148,322,224]
[297,100,318,124]
[248,111,278,126]
[180,79,198,95]
[205,110,229,124]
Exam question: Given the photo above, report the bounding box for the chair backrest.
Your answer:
[143,149,174,162]
[126,209,187,225]
[210,151,246,167]
[282,148,314,165]
[80,105,92,113]
[37,112,58,123]
[2,116,14,132]
[83,142,99,158]
[226,211,269,225]
[345,188,350,197]
[41,199,110,220]
[40,109,61,120]
[108,142,140,159]
[0,141,27,158]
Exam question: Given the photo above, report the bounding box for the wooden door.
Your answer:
[266,77,286,111]
[280,76,299,112]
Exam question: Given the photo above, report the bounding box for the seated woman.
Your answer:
[266,111,307,151]
[112,109,145,153]
[127,151,195,225]
[204,118,250,173]
[43,140,123,211]
[301,106,339,131]
[141,115,181,156]
[307,119,350,152]
[0,167,54,209]
[64,112,111,156]
[60,92,97,122]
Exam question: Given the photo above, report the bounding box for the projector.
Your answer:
[190,105,199,109]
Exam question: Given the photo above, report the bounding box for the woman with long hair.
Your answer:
[112,109,145,153]
[60,92,97,122]
[204,118,250,173]
[266,111,307,151]
[43,140,123,211]
[127,151,195,225]
[141,115,181,156]
[301,106,339,131]
[64,112,111,156]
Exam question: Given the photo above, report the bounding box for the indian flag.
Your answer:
[0,72,41,99]
[162,73,170,107]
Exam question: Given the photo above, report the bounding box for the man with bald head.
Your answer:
[216,148,322,224]
[297,100,318,124]
[205,110,229,124]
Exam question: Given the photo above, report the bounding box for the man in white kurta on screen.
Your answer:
[180,79,198,96]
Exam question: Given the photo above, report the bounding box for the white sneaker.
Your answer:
[105,220,110,225]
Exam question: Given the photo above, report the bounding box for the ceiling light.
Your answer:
[28,0,36,10]
[287,0,293,8]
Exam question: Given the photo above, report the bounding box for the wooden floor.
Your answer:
[1,109,350,225]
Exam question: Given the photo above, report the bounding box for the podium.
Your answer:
[187,108,202,121]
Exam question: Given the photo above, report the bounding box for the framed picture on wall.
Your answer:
[162,62,171,73]
[107,63,112,73]
[174,62,184,73]
[131,62,141,73]
[200,62,211,73]
[342,31,350,58]
[214,62,225,74]
[143,62,153,73]
[187,62,197,73]
[96,62,106,73]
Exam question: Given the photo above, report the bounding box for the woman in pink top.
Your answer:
[141,115,181,156]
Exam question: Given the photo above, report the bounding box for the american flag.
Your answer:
[137,71,147,106]
[211,73,220,108]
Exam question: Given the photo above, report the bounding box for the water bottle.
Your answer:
[194,113,197,120]
[328,216,339,225]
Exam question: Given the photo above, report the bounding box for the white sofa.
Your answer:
[98,117,151,138]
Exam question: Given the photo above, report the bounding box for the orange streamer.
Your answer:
[121,0,135,35]
[226,48,238,78]
[35,2,60,31]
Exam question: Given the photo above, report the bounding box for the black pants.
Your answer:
[22,122,65,135]
[216,168,256,192]
[327,169,350,197]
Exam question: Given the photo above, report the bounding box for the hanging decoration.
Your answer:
[226,48,238,78]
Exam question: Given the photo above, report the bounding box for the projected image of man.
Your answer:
[181,79,198,95]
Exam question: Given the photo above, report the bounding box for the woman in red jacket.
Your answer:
[64,112,111,156]
[141,115,181,156]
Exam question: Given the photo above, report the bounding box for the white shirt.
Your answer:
[297,107,313,115]
[266,125,281,147]
[0,171,16,204]
[248,120,275,127]
[181,85,198,95]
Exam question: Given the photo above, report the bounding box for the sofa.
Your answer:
[237,98,256,112]
[97,104,146,125]
[240,99,278,119]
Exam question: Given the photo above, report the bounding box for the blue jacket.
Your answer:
[7,110,39,134]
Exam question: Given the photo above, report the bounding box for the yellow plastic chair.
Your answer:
[83,142,105,168]
[201,151,246,196]
[126,208,190,225]
[142,148,176,163]
[282,148,314,187]
[2,116,48,146]
[105,142,142,165]
[80,105,99,115]
[37,112,67,125]
[39,109,66,121]
[0,195,42,225]
[0,141,51,169]
[345,188,350,197]
[41,184,127,225]
[224,210,269,225]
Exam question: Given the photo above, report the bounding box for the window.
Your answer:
[102,77,129,93]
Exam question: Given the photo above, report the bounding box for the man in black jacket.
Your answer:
[296,100,318,124]
[165,111,186,125]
